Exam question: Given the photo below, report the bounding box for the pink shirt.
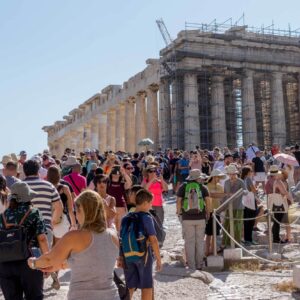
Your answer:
[143,179,164,207]
[63,172,87,196]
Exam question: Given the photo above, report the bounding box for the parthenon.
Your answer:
[43,23,300,157]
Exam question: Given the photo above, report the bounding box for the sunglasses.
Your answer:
[148,170,156,173]
[98,180,108,184]
[126,167,134,170]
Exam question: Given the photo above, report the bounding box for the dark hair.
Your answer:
[5,161,17,170]
[133,153,139,159]
[295,144,299,150]
[93,174,108,187]
[129,185,143,195]
[135,189,153,206]
[0,175,7,206]
[95,167,104,175]
[241,166,252,180]
[23,160,40,177]
[47,166,61,186]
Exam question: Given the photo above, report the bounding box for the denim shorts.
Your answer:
[124,254,153,289]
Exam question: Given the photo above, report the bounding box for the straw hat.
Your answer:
[225,164,239,175]
[268,165,282,176]
[0,155,13,165]
[62,156,79,167]
[186,169,208,181]
[208,169,226,180]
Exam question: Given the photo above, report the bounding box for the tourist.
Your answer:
[223,164,245,247]
[4,161,20,189]
[107,165,132,232]
[86,163,98,186]
[0,182,49,300]
[202,155,212,176]
[28,190,119,300]
[252,150,266,189]
[17,151,27,180]
[189,150,202,170]
[142,164,168,224]
[94,174,117,229]
[246,143,259,163]
[23,160,63,247]
[169,150,180,192]
[205,169,225,256]
[178,151,190,184]
[176,169,210,270]
[293,144,300,184]
[123,162,139,186]
[63,157,87,196]
[118,189,162,300]
[0,175,9,213]
[126,185,144,212]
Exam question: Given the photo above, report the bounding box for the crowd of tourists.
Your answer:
[0,142,299,299]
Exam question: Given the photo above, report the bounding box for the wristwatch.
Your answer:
[30,258,37,270]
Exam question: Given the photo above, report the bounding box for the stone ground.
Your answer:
[1,194,300,299]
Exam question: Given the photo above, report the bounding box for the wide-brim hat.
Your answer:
[62,156,79,167]
[208,169,226,180]
[9,182,38,203]
[268,165,282,176]
[0,155,13,165]
[186,169,208,181]
[225,164,239,175]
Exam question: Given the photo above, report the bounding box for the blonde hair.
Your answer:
[75,190,106,233]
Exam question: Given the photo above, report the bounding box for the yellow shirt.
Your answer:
[206,182,224,210]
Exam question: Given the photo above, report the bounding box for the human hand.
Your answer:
[117,256,125,269]
[156,259,162,272]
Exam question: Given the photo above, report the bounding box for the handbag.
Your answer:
[242,190,256,210]
[0,209,31,263]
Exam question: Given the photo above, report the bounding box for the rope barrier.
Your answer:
[215,212,269,221]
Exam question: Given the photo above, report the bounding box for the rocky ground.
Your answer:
[1,194,300,299]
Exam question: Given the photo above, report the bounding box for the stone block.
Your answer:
[206,255,224,271]
[223,248,242,261]
[293,265,300,289]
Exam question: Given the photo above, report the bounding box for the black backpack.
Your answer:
[0,209,31,263]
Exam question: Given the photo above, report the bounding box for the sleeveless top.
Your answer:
[67,230,119,300]
[57,184,68,215]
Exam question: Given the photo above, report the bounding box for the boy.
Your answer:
[118,189,162,300]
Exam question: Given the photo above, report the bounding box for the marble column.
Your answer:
[171,80,179,149]
[76,127,84,154]
[242,70,257,146]
[116,104,126,151]
[125,98,136,153]
[98,113,107,153]
[135,92,147,147]
[184,73,200,150]
[90,119,99,150]
[69,130,77,152]
[271,72,286,145]
[211,75,228,147]
[107,109,116,151]
[159,80,172,149]
[146,85,159,150]
[83,123,92,150]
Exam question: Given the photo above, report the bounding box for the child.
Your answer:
[127,185,143,212]
[118,189,162,300]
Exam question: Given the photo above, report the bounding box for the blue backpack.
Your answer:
[120,212,148,264]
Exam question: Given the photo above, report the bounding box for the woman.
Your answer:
[141,164,168,224]
[107,165,132,232]
[28,190,119,300]
[0,175,9,213]
[47,166,77,239]
[189,151,202,170]
[223,164,245,247]
[123,162,139,186]
[0,182,48,300]
[94,174,117,229]
[241,166,262,246]
[205,169,225,256]
[202,155,211,176]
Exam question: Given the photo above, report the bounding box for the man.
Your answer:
[18,151,27,180]
[4,161,20,188]
[0,155,13,176]
[178,151,190,184]
[252,150,266,189]
[63,160,87,196]
[176,169,210,270]
[246,143,259,163]
[23,160,63,246]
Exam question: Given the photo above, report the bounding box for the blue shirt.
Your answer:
[179,158,190,175]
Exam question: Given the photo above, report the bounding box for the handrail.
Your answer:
[215,188,244,214]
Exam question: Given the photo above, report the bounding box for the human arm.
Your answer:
[159,175,168,192]
[121,167,132,190]
[63,185,77,229]
[52,200,63,225]
[104,197,117,220]
[37,234,49,254]
[148,235,162,271]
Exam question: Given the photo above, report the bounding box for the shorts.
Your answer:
[124,254,153,289]
[205,213,220,236]
[254,172,266,182]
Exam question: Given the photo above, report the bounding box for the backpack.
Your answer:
[0,209,31,263]
[150,210,166,248]
[183,182,205,213]
[120,212,148,264]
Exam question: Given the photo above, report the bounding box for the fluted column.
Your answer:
[98,113,107,153]
[90,119,99,150]
[211,75,228,147]
[135,92,147,147]
[76,127,84,153]
[184,73,200,150]
[83,123,92,150]
[125,98,136,153]
[116,104,125,151]
[69,130,77,152]
[146,85,159,150]
[271,72,286,145]
[242,70,257,146]
[171,80,179,149]
[107,109,116,151]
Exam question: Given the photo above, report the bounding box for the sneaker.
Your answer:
[253,227,261,232]
[243,241,252,246]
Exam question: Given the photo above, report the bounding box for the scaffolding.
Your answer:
[158,17,300,150]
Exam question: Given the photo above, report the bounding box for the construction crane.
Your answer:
[156,18,176,77]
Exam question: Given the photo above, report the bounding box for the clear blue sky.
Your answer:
[0,0,299,157]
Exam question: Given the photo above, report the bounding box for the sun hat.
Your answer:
[30,155,42,165]
[84,148,91,154]
[63,156,79,167]
[90,163,98,171]
[186,169,208,181]
[9,182,38,203]
[225,164,239,175]
[0,155,13,165]
[268,165,282,176]
[208,169,226,180]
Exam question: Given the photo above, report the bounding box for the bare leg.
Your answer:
[141,288,153,300]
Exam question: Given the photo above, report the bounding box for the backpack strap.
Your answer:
[68,174,81,194]
[2,208,31,229]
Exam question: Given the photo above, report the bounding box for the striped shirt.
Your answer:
[24,176,60,231]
